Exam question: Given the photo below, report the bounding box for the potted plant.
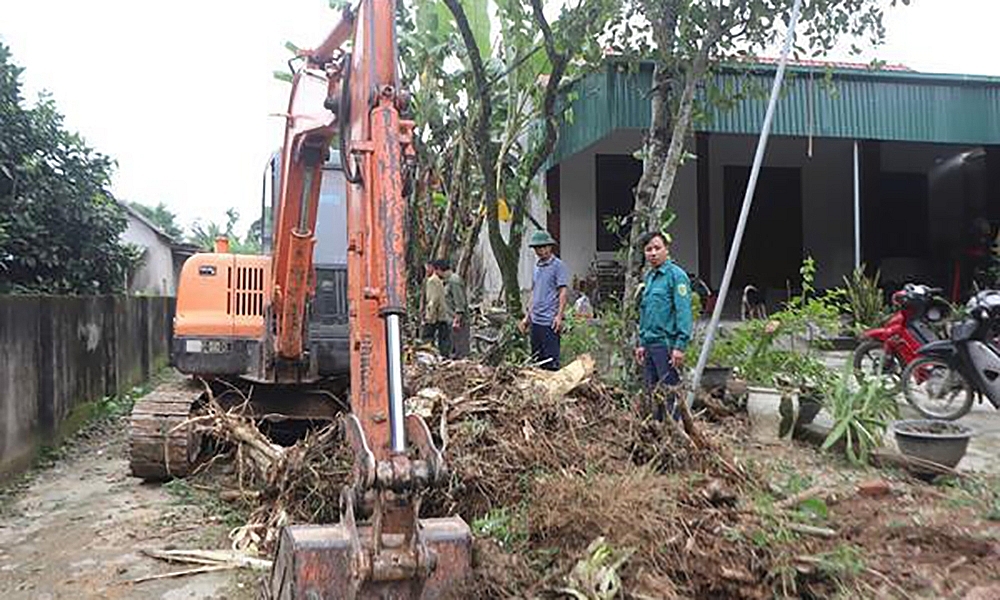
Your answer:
[821,365,900,464]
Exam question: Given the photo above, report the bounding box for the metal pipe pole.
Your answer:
[853,140,861,270]
[688,0,804,404]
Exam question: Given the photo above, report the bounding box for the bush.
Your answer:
[0,43,136,294]
[708,257,839,389]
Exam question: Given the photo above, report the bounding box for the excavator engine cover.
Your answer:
[269,517,471,599]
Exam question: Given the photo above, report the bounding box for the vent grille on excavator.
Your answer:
[227,265,266,316]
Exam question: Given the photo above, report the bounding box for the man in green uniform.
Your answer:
[634,232,693,421]
[434,259,469,358]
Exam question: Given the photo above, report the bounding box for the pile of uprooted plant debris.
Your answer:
[197,353,814,598]
[405,354,771,599]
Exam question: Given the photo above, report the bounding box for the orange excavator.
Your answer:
[127,0,471,596]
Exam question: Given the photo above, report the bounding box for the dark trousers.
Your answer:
[530,323,560,371]
[452,319,471,358]
[643,344,681,421]
[423,322,452,357]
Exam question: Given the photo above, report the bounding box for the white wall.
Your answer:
[706,137,979,291]
[557,129,700,283]
[707,134,855,290]
[122,216,176,295]
[473,171,549,304]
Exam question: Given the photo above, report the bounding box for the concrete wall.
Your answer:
[0,295,174,478]
[557,129,700,282]
[122,214,177,296]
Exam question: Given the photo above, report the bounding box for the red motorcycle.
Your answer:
[853,284,951,381]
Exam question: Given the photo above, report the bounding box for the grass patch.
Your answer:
[942,475,1000,519]
[472,506,528,550]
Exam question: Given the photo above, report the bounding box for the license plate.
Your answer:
[203,340,230,354]
[185,339,229,354]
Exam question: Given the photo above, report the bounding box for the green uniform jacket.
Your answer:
[444,272,468,321]
[639,260,693,350]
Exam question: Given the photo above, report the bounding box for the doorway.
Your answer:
[723,166,803,291]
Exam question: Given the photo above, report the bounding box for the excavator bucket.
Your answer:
[269,517,472,599]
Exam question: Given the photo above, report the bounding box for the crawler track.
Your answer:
[128,378,204,481]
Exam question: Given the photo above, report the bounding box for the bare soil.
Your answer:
[749,441,1000,599]
[0,380,255,600]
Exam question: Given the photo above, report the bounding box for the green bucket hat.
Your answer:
[528,230,557,247]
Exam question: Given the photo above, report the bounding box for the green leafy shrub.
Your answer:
[841,265,886,334]
[821,365,899,465]
[709,257,839,389]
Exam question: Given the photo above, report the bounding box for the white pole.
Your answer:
[689,0,804,403]
[853,140,861,270]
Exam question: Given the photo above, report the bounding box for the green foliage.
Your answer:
[816,544,867,590]
[558,301,641,393]
[821,364,899,465]
[437,0,620,314]
[560,306,602,366]
[128,201,184,240]
[941,475,1000,521]
[710,257,840,388]
[188,207,261,254]
[559,536,634,600]
[472,506,527,550]
[0,43,137,294]
[840,265,887,334]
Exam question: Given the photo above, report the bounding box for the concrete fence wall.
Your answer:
[0,295,174,478]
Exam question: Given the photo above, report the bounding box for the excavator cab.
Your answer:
[263,150,351,378]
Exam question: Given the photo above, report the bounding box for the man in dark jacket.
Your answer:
[634,231,693,421]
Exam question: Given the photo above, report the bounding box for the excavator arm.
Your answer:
[269,1,471,597]
[269,8,354,366]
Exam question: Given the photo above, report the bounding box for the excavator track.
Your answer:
[128,377,204,481]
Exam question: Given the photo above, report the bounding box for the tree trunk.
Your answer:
[647,41,712,232]
[430,143,465,261]
[624,63,674,300]
[456,199,484,286]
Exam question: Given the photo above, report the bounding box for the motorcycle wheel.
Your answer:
[900,356,974,421]
[853,339,899,384]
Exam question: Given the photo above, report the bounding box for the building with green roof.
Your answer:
[501,61,1000,307]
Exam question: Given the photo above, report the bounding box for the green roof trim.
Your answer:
[549,62,1000,166]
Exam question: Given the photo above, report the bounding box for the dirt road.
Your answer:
[0,386,256,600]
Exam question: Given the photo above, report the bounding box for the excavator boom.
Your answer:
[269,1,471,597]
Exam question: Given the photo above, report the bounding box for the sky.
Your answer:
[2,0,1000,237]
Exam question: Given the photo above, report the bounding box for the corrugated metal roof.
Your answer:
[549,62,1000,166]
